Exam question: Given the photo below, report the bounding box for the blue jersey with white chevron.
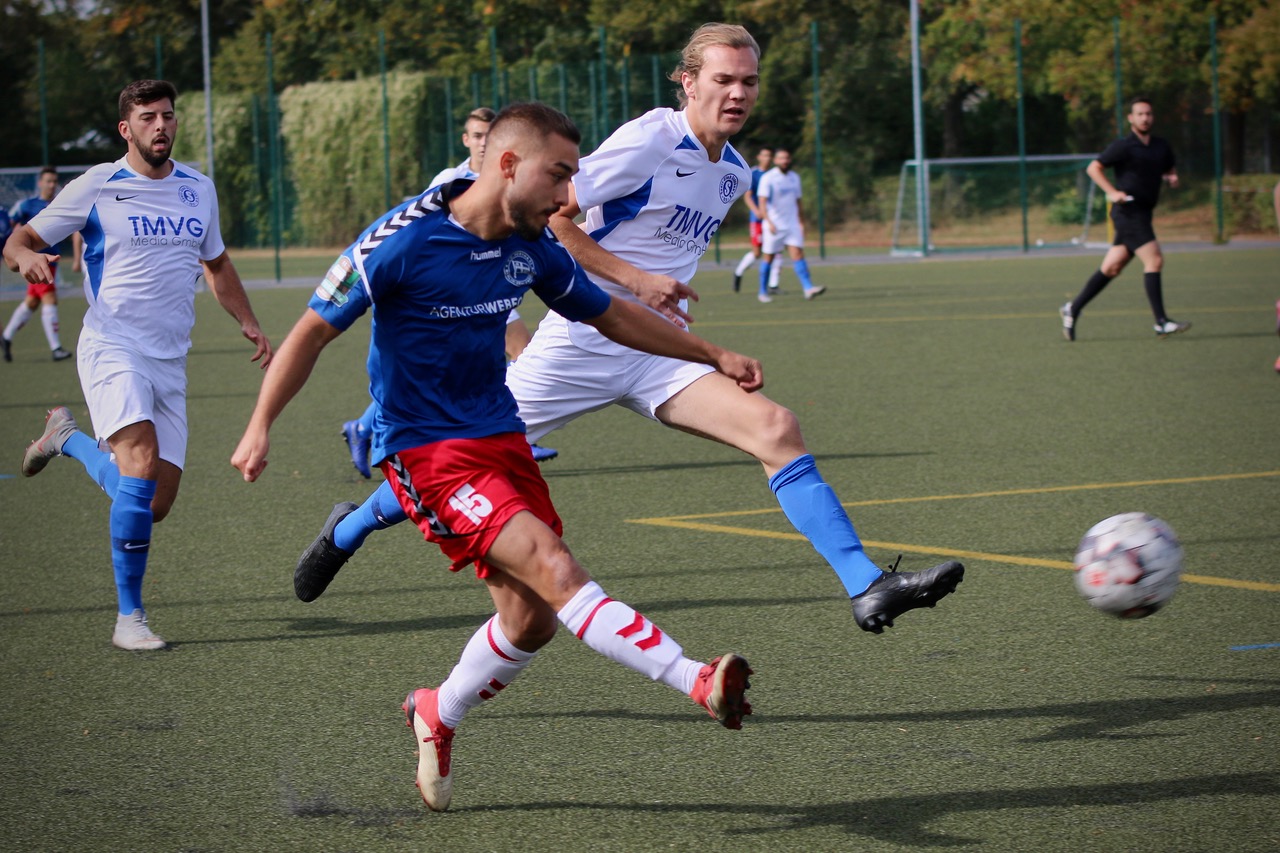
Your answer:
[11,196,58,256]
[308,180,611,461]
[747,168,766,224]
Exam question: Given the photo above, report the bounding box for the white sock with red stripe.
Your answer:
[557,581,703,695]
[436,615,536,729]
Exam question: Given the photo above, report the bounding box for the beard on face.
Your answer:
[507,195,549,241]
[137,136,172,169]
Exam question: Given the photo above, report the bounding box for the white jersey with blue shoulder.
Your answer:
[24,157,225,359]
[757,167,802,230]
[427,159,476,190]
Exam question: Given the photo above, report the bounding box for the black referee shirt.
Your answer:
[1097,133,1176,210]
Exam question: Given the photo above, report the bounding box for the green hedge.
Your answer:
[1224,174,1279,235]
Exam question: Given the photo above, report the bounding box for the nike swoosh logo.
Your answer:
[115,194,138,201]
[675,169,696,178]
[122,542,149,551]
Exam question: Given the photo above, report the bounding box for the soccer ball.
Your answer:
[1073,513,1183,618]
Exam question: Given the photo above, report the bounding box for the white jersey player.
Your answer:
[756,148,823,302]
[7,79,272,651]
[301,24,964,638]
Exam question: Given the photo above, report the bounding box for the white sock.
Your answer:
[734,251,756,277]
[769,258,783,289]
[436,615,537,729]
[40,304,61,350]
[557,581,702,694]
[4,303,34,341]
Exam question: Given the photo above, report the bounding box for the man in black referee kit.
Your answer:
[1060,97,1189,341]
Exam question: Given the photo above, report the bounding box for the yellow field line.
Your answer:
[627,470,1280,593]
[692,304,1260,329]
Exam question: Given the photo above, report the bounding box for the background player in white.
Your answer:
[296,24,963,636]
[732,146,782,294]
[339,106,556,475]
[756,148,824,303]
[6,79,273,650]
[231,103,757,811]
[3,166,72,361]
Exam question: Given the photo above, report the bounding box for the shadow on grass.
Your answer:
[284,773,1280,846]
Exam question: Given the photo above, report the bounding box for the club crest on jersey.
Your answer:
[503,250,536,287]
[719,174,739,204]
[179,185,199,207]
[316,255,359,305]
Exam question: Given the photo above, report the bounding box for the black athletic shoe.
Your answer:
[51,347,73,361]
[295,501,358,602]
[2,337,10,362]
[851,558,965,634]
[732,273,742,293]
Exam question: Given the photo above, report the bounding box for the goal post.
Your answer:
[891,154,1104,256]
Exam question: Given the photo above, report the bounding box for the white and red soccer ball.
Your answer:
[1074,513,1183,619]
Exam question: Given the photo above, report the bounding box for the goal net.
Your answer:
[891,154,1104,256]
[0,165,92,297]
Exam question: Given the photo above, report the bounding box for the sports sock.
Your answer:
[794,258,814,289]
[758,262,772,296]
[769,454,883,597]
[734,251,756,277]
[1071,270,1113,316]
[61,431,120,497]
[110,476,156,615]
[333,479,407,552]
[1143,271,1167,322]
[40,303,61,350]
[769,257,782,289]
[436,615,537,729]
[558,581,703,695]
[3,302,33,341]
[357,401,377,436]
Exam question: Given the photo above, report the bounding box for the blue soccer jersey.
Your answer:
[747,167,766,224]
[11,196,58,257]
[308,182,611,463]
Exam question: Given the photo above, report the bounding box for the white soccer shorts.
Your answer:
[761,222,805,256]
[505,320,714,444]
[76,332,189,469]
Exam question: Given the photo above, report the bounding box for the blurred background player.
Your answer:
[340,106,557,474]
[3,166,72,361]
[8,80,272,650]
[732,146,781,294]
[756,149,824,303]
[1060,97,1188,341]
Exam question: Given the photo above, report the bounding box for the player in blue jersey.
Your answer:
[3,166,72,361]
[340,106,557,474]
[299,23,962,635]
[732,146,776,293]
[8,80,273,651]
[231,102,758,812]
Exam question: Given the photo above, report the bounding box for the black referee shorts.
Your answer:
[1110,204,1158,253]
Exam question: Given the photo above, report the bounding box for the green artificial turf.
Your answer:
[1,247,1276,851]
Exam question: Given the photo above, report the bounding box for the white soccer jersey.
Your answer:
[427,159,475,190]
[758,167,803,229]
[26,157,226,359]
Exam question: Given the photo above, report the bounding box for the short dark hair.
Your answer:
[1128,96,1152,112]
[466,107,497,124]
[39,165,58,179]
[119,79,178,121]
[489,102,581,146]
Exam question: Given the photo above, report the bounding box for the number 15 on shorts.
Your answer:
[448,484,493,525]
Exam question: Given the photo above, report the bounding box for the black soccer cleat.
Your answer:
[295,501,358,602]
[732,273,742,293]
[851,558,965,634]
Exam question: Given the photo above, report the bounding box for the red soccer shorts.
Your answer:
[381,432,562,578]
[749,221,764,250]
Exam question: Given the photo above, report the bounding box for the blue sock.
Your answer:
[333,479,407,552]
[758,262,772,296]
[769,454,882,597]
[357,401,377,436]
[794,259,814,289]
[111,476,156,615]
[61,431,120,498]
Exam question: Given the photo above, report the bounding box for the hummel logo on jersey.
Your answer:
[675,169,696,177]
[470,248,501,261]
[115,194,138,201]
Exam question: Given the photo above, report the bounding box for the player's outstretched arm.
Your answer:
[587,297,763,392]
[203,251,274,369]
[550,185,698,328]
[232,308,341,482]
[2,225,57,281]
